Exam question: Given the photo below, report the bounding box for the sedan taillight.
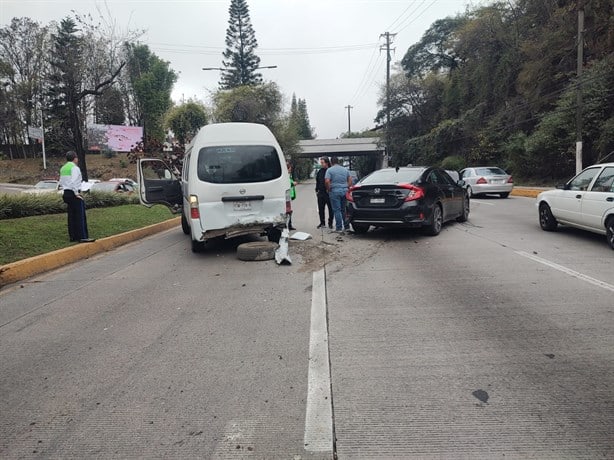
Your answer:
[398,183,425,202]
[476,177,488,184]
[346,185,360,202]
[507,176,514,183]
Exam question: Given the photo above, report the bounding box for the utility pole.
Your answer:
[380,32,395,168]
[344,105,353,136]
[575,3,585,174]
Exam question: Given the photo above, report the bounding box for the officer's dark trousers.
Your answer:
[317,191,333,226]
[63,190,89,241]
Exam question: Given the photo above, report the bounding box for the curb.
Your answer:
[0,217,180,289]
[510,188,548,198]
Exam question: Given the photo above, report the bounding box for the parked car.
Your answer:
[137,122,291,252]
[22,180,61,194]
[537,163,614,249]
[90,180,135,193]
[80,179,100,193]
[460,166,514,198]
[346,167,469,235]
[110,178,137,188]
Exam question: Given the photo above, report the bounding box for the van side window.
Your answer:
[182,153,190,181]
[197,145,282,184]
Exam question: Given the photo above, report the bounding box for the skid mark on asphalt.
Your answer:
[516,250,614,293]
[303,269,334,454]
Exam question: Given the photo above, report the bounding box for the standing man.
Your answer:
[315,156,333,229]
[325,156,352,233]
[60,151,94,243]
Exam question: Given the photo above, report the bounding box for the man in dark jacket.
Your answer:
[315,156,333,229]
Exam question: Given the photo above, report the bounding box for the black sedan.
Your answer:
[346,167,469,235]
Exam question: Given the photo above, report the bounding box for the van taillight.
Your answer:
[285,189,292,213]
[189,195,200,219]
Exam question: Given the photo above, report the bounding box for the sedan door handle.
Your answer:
[575,194,582,199]
[607,197,614,202]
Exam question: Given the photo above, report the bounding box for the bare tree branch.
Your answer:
[78,61,125,99]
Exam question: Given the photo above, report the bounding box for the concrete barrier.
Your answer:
[0,217,180,289]
[510,188,551,198]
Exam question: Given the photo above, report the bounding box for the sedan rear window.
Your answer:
[197,145,282,184]
[475,167,507,176]
[361,169,423,185]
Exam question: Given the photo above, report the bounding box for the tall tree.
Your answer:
[47,18,124,180]
[165,101,208,146]
[125,43,177,144]
[220,0,262,89]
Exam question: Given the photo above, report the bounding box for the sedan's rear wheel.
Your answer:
[351,222,370,234]
[500,192,510,198]
[457,196,470,223]
[606,217,614,250]
[539,203,558,231]
[424,204,443,236]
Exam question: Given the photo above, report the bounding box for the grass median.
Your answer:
[0,205,175,265]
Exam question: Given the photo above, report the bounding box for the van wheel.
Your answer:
[181,213,190,235]
[267,228,282,243]
[237,242,278,261]
[191,239,205,253]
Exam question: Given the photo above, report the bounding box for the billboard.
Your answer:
[87,124,143,152]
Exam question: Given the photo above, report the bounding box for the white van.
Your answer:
[137,123,292,251]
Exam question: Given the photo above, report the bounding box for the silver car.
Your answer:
[460,167,514,198]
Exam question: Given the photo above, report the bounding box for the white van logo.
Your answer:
[239,188,246,195]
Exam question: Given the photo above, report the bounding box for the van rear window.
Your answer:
[197,145,282,184]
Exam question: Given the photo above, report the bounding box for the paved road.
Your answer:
[1,185,613,458]
[0,183,33,195]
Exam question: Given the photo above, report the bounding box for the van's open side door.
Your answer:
[137,158,182,212]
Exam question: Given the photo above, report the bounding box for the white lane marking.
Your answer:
[516,251,614,293]
[470,199,495,206]
[304,269,334,453]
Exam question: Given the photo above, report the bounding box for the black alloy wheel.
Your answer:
[500,192,510,198]
[606,218,614,250]
[457,196,470,223]
[466,186,473,198]
[425,204,443,236]
[539,203,558,231]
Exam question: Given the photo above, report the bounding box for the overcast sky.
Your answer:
[1,0,479,138]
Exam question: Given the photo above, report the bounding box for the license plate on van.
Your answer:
[233,202,252,211]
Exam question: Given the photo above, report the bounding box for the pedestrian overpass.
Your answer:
[298,137,386,169]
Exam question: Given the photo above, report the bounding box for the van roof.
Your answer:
[190,123,278,148]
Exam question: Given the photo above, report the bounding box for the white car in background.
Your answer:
[460,166,514,198]
[537,163,614,249]
[22,180,61,194]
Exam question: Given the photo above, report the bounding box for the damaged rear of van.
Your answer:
[137,123,291,252]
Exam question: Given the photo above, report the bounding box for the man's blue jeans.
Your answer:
[329,188,348,231]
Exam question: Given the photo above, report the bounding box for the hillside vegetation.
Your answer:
[381,0,614,180]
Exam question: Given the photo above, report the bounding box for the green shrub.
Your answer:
[0,192,139,220]
[102,149,117,159]
[440,155,466,171]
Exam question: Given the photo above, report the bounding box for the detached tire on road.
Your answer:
[237,241,279,261]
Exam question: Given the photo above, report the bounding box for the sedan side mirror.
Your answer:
[457,179,466,187]
[556,184,569,190]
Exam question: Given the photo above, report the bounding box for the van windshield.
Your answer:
[197,145,282,184]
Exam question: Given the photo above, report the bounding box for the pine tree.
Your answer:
[220,0,262,89]
[297,98,314,140]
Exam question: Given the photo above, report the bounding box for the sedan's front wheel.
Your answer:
[539,203,558,231]
[424,204,443,236]
[606,217,614,250]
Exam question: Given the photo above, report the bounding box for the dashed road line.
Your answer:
[516,250,614,293]
[304,268,334,454]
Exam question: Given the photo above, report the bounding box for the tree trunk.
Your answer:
[70,97,88,182]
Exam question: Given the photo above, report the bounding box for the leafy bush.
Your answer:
[440,155,466,171]
[0,192,139,219]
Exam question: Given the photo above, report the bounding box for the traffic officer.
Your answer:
[59,151,94,243]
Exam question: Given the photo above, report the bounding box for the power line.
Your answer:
[395,0,437,34]
[385,0,425,32]
[350,45,382,104]
[149,41,379,56]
